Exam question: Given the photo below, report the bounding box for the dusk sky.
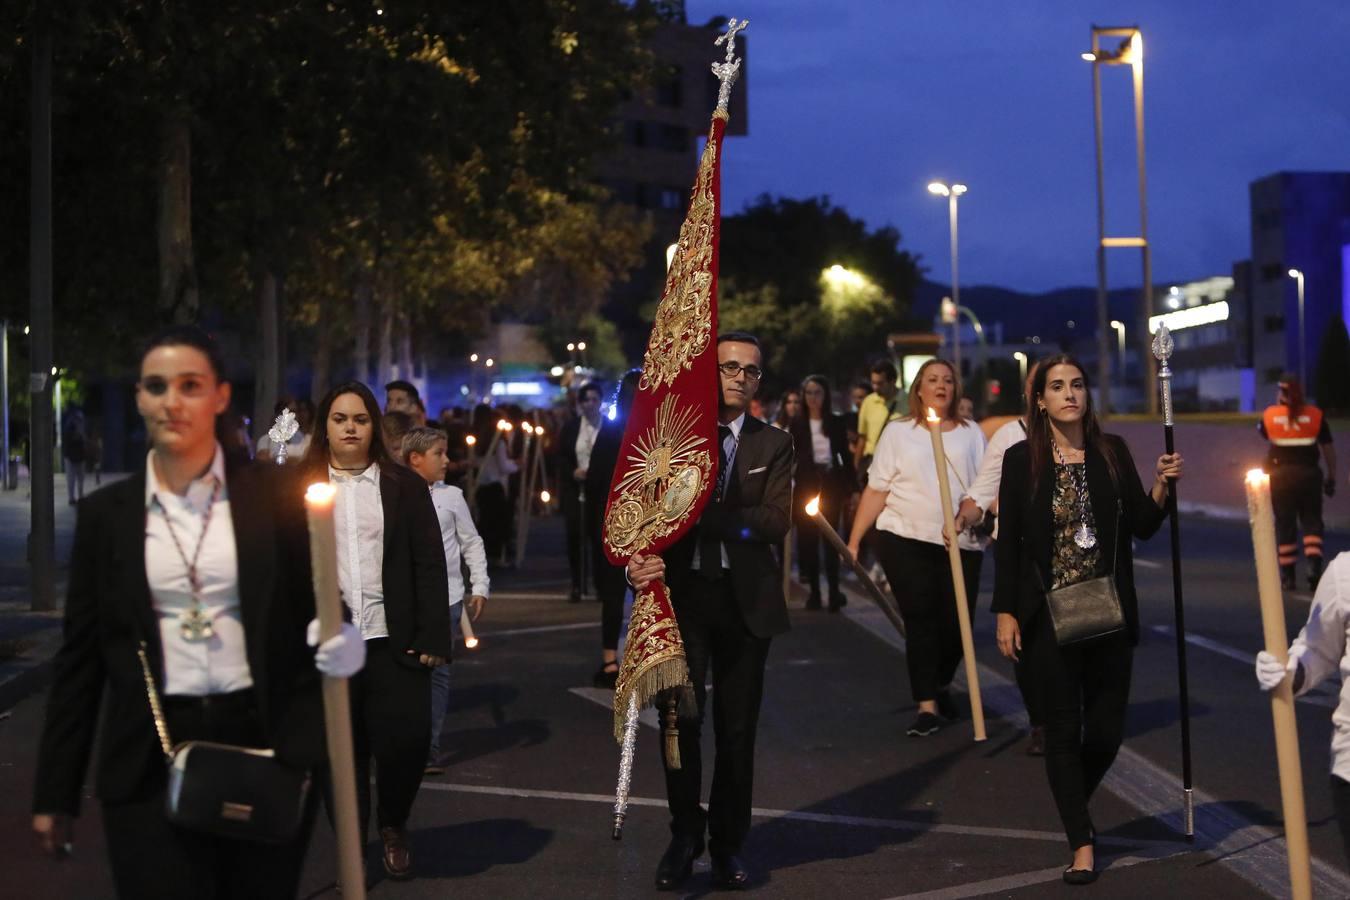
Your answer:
[686,0,1350,293]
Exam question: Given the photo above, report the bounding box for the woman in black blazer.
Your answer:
[790,375,856,610]
[993,354,1182,884]
[32,326,365,899]
[303,381,450,880]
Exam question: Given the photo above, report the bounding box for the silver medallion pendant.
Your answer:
[180,605,214,642]
[1074,523,1097,550]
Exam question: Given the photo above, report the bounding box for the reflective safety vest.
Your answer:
[1262,404,1324,446]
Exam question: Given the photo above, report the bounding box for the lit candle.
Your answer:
[304,483,366,899]
[804,496,905,638]
[1245,469,1312,899]
[460,605,479,650]
[925,407,986,742]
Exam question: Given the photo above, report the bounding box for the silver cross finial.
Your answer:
[1151,324,1175,426]
[712,18,748,114]
[1151,323,1174,364]
[268,407,300,465]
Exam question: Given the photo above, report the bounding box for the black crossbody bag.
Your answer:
[1042,502,1125,646]
[136,641,312,843]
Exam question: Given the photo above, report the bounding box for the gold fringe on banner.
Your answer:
[613,586,689,743]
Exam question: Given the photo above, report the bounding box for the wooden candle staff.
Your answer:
[1246,469,1312,900]
[925,407,986,741]
[805,496,905,638]
[304,483,366,900]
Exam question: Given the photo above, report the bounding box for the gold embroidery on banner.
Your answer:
[640,121,720,391]
[613,586,688,740]
[604,394,712,556]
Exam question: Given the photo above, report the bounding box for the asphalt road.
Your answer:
[1,506,1347,898]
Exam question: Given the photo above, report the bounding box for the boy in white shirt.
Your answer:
[404,427,490,774]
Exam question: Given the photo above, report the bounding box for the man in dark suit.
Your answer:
[559,383,604,602]
[628,331,794,890]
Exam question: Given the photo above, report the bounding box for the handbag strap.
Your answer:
[136,640,175,760]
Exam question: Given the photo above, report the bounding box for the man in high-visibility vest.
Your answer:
[1258,375,1337,590]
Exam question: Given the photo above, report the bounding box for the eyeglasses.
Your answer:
[718,361,763,381]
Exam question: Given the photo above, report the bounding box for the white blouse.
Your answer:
[330,463,388,640]
[867,418,988,552]
[809,418,831,465]
[144,446,253,696]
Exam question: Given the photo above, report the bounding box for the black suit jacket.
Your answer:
[377,464,452,667]
[33,461,325,816]
[665,415,795,638]
[789,412,856,494]
[991,435,1165,644]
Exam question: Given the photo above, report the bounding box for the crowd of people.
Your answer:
[31,319,1350,896]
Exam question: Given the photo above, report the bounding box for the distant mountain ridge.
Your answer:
[912,280,1149,345]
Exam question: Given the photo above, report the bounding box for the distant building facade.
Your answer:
[1147,267,1254,411]
[1249,172,1350,400]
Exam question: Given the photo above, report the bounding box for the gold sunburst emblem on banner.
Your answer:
[639,114,724,392]
[604,394,713,556]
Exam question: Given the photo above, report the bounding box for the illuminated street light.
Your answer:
[928,181,968,377]
[1288,268,1306,385]
[469,353,479,362]
[485,358,494,368]
[1013,351,1027,384]
[1110,320,1126,378]
[550,365,564,377]
[577,341,586,351]
[566,342,575,352]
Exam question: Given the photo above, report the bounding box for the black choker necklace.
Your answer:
[330,463,372,472]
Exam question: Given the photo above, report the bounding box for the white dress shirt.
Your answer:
[330,463,388,640]
[576,415,600,473]
[1288,553,1350,782]
[968,418,1028,540]
[868,418,987,552]
[476,439,519,488]
[691,413,744,571]
[430,482,490,603]
[808,417,831,465]
[145,445,254,696]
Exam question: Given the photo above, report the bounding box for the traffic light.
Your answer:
[986,379,1002,406]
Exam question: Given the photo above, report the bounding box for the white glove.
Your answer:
[1254,650,1296,692]
[307,619,366,678]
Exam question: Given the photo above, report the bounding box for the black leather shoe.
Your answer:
[1062,866,1098,885]
[710,852,750,889]
[655,834,704,890]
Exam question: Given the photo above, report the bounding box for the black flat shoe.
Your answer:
[655,834,704,890]
[710,851,750,889]
[906,712,942,737]
[592,662,619,689]
[1063,866,1098,885]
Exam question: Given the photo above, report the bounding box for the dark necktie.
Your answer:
[699,425,733,579]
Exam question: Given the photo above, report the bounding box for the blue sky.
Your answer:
[686,0,1350,292]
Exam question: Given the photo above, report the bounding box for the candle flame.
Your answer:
[536,427,546,437]
[464,636,480,649]
[1245,468,1269,488]
[522,422,535,434]
[305,482,336,505]
[804,496,821,516]
[540,489,552,503]
[502,421,514,431]
[465,434,477,446]
[926,406,940,424]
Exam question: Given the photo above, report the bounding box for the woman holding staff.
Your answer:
[993,354,1181,883]
[847,358,986,737]
[31,325,365,898]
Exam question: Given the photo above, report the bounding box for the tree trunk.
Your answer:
[397,310,415,387]
[157,112,198,323]
[311,293,332,405]
[352,273,372,387]
[253,269,281,446]
[377,291,394,386]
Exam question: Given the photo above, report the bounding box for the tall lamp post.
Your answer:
[1287,269,1306,386]
[929,181,968,375]
[1013,351,1028,386]
[1084,26,1151,417]
[1110,319,1127,381]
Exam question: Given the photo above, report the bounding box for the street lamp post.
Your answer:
[929,181,968,376]
[1288,269,1306,386]
[1085,26,1152,417]
[1110,320,1127,382]
[1013,351,1028,386]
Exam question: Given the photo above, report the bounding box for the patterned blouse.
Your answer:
[1051,462,1103,589]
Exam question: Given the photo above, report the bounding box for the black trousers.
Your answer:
[591,535,628,650]
[477,482,511,564]
[563,483,587,593]
[794,477,846,595]
[662,572,772,856]
[1331,774,1350,868]
[102,690,317,900]
[875,532,982,703]
[338,638,431,837]
[1272,464,1324,560]
[1025,613,1133,850]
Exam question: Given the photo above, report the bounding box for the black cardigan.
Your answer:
[991,435,1165,644]
[788,412,855,494]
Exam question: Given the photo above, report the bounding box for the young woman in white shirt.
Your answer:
[846,359,987,737]
[304,382,451,881]
[32,325,364,899]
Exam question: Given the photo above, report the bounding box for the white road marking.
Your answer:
[1135,557,1163,569]
[887,845,1191,899]
[839,584,1350,899]
[481,621,597,638]
[1150,624,1339,708]
[418,781,1180,849]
